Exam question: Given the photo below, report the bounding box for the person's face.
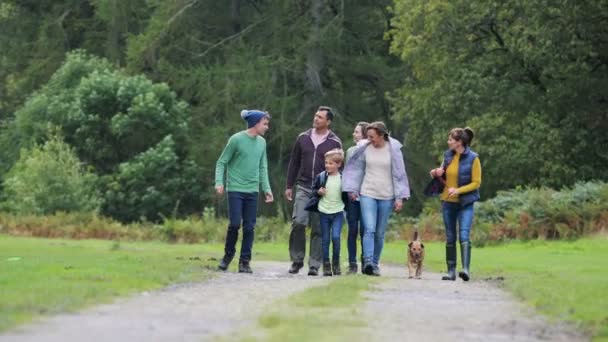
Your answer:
[325,159,340,174]
[313,110,330,129]
[254,117,270,136]
[447,135,462,151]
[353,125,364,143]
[367,129,384,148]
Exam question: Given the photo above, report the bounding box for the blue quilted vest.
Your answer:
[443,147,480,206]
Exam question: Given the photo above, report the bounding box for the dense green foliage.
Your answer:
[388,0,608,197]
[1,134,101,215]
[400,181,608,246]
[1,0,606,221]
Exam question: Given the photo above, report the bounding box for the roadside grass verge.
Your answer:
[0,235,216,332]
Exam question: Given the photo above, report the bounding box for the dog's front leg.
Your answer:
[408,262,414,278]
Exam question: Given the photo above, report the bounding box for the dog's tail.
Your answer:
[413,230,419,241]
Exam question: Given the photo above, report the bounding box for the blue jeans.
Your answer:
[442,201,474,244]
[360,195,394,266]
[225,192,258,262]
[346,198,364,264]
[319,211,344,263]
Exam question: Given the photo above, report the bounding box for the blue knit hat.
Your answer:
[241,109,267,128]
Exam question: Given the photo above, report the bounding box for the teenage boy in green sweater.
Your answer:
[215,109,274,273]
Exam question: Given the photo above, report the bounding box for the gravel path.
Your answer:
[1,262,587,342]
[0,261,330,342]
[362,265,588,341]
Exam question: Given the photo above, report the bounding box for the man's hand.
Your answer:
[394,199,403,212]
[215,185,224,195]
[285,188,293,201]
[349,192,358,201]
[447,187,459,198]
[318,187,327,196]
[265,192,274,203]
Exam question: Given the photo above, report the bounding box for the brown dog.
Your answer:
[407,230,425,279]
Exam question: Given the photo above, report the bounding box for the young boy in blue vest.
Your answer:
[306,148,348,276]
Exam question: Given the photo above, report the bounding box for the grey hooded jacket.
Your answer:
[342,137,411,200]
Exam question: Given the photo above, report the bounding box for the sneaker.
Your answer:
[362,263,374,276]
[288,262,304,274]
[322,262,332,276]
[238,260,252,274]
[347,263,358,274]
[371,265,381,277]
[217,257,232,271]
[332,262,341,276]
[307,267,319,276]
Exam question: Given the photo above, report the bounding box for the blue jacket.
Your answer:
[342,138,411,200]
[304,171,348,212]
[443,146,480,206]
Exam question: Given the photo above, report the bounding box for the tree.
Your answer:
[1,51,202,221]
[2,133,101,215]
[388,0,608,196]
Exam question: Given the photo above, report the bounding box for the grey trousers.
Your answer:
[288,185,322,269]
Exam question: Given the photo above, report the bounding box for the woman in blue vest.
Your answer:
[429,127,481,281]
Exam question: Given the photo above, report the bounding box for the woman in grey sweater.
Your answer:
[343,122,410,276]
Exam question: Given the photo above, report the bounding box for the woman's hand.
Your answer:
[318,187,327,196]
[394,199,403,212]
[430,168,444,178]
[447,187,459,198]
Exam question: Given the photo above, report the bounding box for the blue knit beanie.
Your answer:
[241,109,267,128]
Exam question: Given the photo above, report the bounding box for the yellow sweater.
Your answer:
[440,153,482,203]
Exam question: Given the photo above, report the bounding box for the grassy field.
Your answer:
[1,234,607,339]
[0,236,216,331]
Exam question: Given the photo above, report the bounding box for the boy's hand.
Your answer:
[265,192,274,203]
[215,185,224,195]
[318,187,327,196]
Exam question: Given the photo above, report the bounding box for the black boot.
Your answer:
[288,262,304,274]
[347,262,358,274]
[459,241,471,281]
[217,255,233,271]
[332,261,341,276]
[308,267,319,276]
[322,262,332,276]
[238,260,252,273]
[441,244,457,281]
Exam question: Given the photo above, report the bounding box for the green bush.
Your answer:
[397,181,608,245]
[1,51,202,222]
[1,135,101,215]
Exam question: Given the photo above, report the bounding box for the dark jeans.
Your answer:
[346,199,364,264]
[289,185,322,268]
[224,191,258,262]
[319,211,344,263]
[442,201,474,244]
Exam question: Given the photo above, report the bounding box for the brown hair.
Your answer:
[356,121,369,138]
[366,121,389,141]
[324,148,344,164]
[449,127,475,147]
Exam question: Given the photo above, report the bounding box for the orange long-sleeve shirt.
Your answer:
[440,153,482,203]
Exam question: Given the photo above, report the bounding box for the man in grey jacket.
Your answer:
[285,106,342,275]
